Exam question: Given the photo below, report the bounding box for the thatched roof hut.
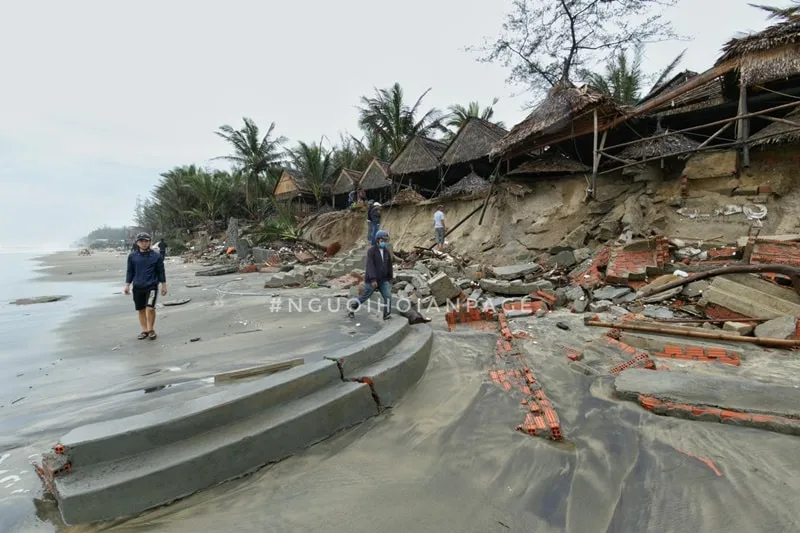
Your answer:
[359,158,392,191]
[388,187,426,206]
[506,151,590,176]
[438,171,491,200]
[273,168,313,200]
[717,15,800,85]
[616,129,701,160]
[491,80,621,158]
[389,136,448,176]
[751,107,800,146]
[441,118,508,167]
[330,168,362,195]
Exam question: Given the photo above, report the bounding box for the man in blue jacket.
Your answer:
[367,202,382,245]
[124,232,167,340]
[348,230,393,320]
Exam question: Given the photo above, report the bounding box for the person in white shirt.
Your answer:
[433,205,446,250]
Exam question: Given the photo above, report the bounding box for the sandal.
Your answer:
[137,331,149,340]
[148,331,158,340]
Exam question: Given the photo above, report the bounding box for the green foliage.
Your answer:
[287,140,335,207]
[444,98,505,140]
[86,226,128,242]
[358,83,447,158]
[254,200,302,243]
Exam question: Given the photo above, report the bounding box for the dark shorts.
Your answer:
[133,286,158,311]
[435,227,445,244]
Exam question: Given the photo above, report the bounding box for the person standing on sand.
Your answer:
[367,202,382,245]
[348,230,393,320]
[157,237,167,258]
[124,232,167,340]
[433,205,446,250]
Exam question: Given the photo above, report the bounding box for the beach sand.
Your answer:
[3,251,799,533]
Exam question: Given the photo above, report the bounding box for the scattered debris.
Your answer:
[11,295,70,306]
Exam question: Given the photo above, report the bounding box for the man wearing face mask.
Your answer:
[348,230,393,320]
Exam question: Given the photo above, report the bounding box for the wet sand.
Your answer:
[0,251,381,533]
[45,316,800,533]
[4,254,799,532]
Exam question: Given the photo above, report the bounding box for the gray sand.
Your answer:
[2,253,799,533]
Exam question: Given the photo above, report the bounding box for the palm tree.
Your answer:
[332,131,391,171]
[582,46,686,105]
[287,140,335,207]
[213,118,287,209]
[749,1,800,19]
[357,83,446,158]
[444,98,505,140]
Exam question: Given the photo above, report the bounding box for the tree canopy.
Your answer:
[474,0,680,95]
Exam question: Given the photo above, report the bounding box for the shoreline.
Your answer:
[0,250,383,533]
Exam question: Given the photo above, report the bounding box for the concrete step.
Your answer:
[59,360,341,469]
[53,380,378,525]
[344,324,434,408]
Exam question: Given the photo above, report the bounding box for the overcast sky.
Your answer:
[0,0,773,250]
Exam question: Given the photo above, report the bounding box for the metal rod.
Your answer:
[584,320,800,348]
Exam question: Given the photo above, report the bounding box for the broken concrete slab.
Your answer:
[589,300,613,313]
[619,331,745,359]
[565,285,585,302]
[592,286,632,302]
[723,322,755,336]
[736,234,800,248]
[700,274,800,319]
[479,278,539,296]
[640,275,683,303]
[615,368,800,420]
[195,265,238,277]
[554,250,576,268]
[162,298,191,307]
[252,247,277,265]
[681,280,710,298]
[490,263,541,281]
[427,272,462,305]
[754,315,796,340]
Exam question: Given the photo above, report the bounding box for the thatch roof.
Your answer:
[506,151,590,176]
[491,81,621,158]
[639,70,699,103]
[273,168,313,197]
[389,136,448,176]
[441,118,508,166]
[359,158,392,190]
[751,107,800,146]
[389,187,426,205]
[616,129,701,160]
[717,16,800,85]
[330,168,362,195]
[438,171,491,199]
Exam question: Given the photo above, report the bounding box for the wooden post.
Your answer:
[591,109,599,199]
[738,83,750,167]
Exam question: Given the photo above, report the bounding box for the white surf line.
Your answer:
[0,453,9,466]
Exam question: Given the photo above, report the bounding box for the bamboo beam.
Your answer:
[601,99,800,153]
[598,124,800,175]
[584,320,800,348]
[696,122,732,149]
[591,109,599,199]
[762,115,800,128]
[738,84,750,167]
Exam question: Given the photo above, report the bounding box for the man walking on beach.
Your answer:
[434,205,446,250]
[124,232,167,340]
[348,230,393,320]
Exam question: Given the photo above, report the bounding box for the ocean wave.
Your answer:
[0,243,69,254]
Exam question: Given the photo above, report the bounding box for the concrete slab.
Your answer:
[53,381,378,525]
[490,263,541,280]
[345,325,434,408]
[60,360,342,469]
[701,274,800,319]
[614,369,800,418]
[325,319,408,372]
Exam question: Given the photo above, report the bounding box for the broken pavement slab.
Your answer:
[614,369,800,435]
[196,265,239,277]
[700,274,800,319]
[754,315,797,340]
[11,295,70,305]
[479,278,543,296]
[427,272,461,305]
[489,263,541,281]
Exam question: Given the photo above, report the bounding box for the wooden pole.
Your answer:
[584,320,800,348]
[598,125,800,175]
[600,99,800,153]
[696,122,732,149]
[738,84,750,167]
[592,109,599,199]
